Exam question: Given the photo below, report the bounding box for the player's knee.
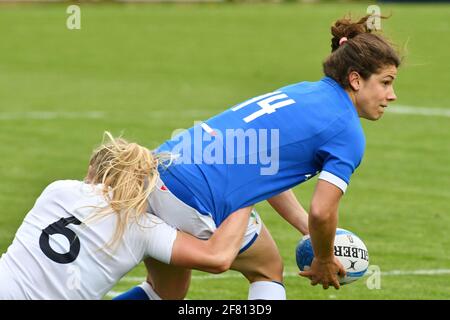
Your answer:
[210,260,233,274]
[154,284,189,300]
[148,276,190,300]
[265,256,284,282]
[244,254,284,283]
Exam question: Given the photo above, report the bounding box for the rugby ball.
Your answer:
[295,228,369,285]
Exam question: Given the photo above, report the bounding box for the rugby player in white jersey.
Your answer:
[0,132,252,300]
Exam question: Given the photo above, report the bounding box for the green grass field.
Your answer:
[0,2,449,299]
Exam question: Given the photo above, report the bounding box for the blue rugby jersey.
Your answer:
[156,77,365,226]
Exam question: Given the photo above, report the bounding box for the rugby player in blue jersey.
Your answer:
[116,14,400,300]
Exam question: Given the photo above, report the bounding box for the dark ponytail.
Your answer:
[323,15,401,89]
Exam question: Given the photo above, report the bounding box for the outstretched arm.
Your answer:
[170,206,252,274]
[267,189,309,235]
[299,179,346,289]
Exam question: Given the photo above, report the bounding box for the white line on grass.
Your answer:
[118,268,450,283]
[1,105,450,121]
[106,269,450,298]
[0,111,105,120]
[388,105,450,117]
[107,291,123,298]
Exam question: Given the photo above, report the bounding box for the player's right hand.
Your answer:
[299,257,346,290]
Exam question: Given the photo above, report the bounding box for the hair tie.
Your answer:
[339,37,348,46]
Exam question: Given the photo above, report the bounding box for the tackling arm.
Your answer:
[170,206,252,274]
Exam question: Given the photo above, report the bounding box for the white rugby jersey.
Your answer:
[0,180,177,300]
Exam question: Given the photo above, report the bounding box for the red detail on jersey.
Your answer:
[160,185,168,191]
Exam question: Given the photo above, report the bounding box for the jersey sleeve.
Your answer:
[131,214,178,265]
[315,124,365,193]
[40,180,80,195]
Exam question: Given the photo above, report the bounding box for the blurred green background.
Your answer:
[0,1,449,299]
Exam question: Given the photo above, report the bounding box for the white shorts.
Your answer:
[147,177,262,253]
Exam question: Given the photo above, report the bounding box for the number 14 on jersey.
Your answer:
[231,91,296,123]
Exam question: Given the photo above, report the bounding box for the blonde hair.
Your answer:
[86,132,158,249]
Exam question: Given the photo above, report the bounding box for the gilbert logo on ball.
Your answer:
[296,228,369,285]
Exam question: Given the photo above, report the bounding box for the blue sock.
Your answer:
[112,286,149,300]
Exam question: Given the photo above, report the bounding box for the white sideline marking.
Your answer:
[106,269,450,298]
[381,269,450,276]
[107,291,122,298]
[1,105,450,121]
[118,268,450,283]
[0,111,105,120]
[388,105,450,117]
